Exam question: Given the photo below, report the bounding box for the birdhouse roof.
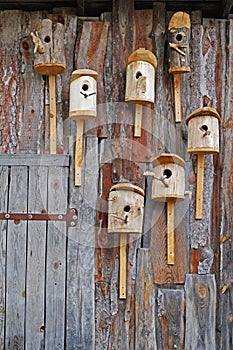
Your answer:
[70,69,98,82]
[186,106,221,124]
[168,11,191,30]
[126,48,157,69]
[152,153,185,168]
[110,183,144,196]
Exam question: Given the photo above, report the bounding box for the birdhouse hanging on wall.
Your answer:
[69,69,98,187]
[108,183,145,299]
[168,12,191,122]
[186,107,221,219]
[146,154,186,265]
[125,48,157,137]
[31,19,66,154]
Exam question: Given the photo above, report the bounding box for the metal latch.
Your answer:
[0,208,78,228]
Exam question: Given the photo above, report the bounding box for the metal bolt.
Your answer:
[72,215,77,220]
[58,215,63,220]
[28,214,33,219]
[71,222,75,226]
[5,214,10,219]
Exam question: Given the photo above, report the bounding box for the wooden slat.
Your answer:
[66,136,98,349]
[185,274,216,349]
[0,154,69,167]
[75,119,84,186]
[196,154,205,219]
[157,289,185,349]
[45,165,68,349]
[5,166,28,349]
[135,249,157,349]
[119,233,127,299]
[0,167,8,349]
[25,166,48,349]
[49,75,57,154]
[167,201,175,265]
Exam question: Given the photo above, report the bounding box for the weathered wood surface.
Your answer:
[5,166,28,349]
[135,249,157,350]
[185,274,216,350]
[157,288,185,350]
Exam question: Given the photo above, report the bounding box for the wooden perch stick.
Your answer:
[134,104,143,137]
[75,120,84,186]
[167,201,175,265]
[196,154,205,219]
[173,73,181,123]
[119,233,127,299]
[49,75,57,154]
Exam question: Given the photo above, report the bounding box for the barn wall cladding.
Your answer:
[0,1,232,349]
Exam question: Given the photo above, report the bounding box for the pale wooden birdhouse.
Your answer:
[69,69,98,120]
[186,107,221,154]
[108,183,145,234]
[31,18,66,75]
[125,48,157,104]
[151,153,186,202]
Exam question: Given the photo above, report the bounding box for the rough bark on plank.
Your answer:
[25,166,48,350]
[220,284,233,350]
[135,248,157,350]
[5,166,28,349]
[157,288,185,350]
[0,167,8,350]
[185,274,216,350]
[45,165,68,349]
[67,136,98,349]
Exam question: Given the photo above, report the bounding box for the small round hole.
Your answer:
[82,83,89,91]
[124,205,131,212]
[40,325,45,333]
[176,33,183,42]
[163,169,172,179]
[201,125,208,131]
[136,71,142,79]
[44,35,51,43]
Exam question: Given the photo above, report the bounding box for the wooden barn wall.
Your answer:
[0,1,232,349]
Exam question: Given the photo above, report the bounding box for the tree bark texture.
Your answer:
[0,3,232,350]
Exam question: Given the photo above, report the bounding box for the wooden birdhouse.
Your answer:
[108,183,144,234]
[31,18,66,154]
[168,12,191,122]
[69,69,98,187]
[125,48,157,137]
[149,154,185,265]
[108,183,144,299]
[69,69,98,120]
[186,107,221,219]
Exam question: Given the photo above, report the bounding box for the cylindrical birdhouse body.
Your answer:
[151,154,185,202]
[168,12,191,74]
[186,107,221,154]
[108,183,144,234]
[125,48,157,104]
[69,69,98,120]
[32,19,66,75]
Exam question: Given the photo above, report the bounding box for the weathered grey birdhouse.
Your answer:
[108,183,145,234]
[168,11,191,74]
[69,69,98,120]
[186,107,221,154]
[31,18,66,75]
[151,153,185,202]
[125,48,157,104]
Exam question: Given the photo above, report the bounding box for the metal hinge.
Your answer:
[0,208,78,228]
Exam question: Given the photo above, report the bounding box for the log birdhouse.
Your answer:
[108,183,145,299]
[69,69,98,186]
[125,48,157,137]
[168,12,191,122]
[31,19,66,154]
[186,107,221,219]
[149,154,185,265]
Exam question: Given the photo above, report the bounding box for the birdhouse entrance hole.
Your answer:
[136,71,142,79]
[124,205,131,212]
[201,124,208,132]
[176,32,184,42]
[163,169,172,179]
[44,35,51,43]
[82,82,89,91]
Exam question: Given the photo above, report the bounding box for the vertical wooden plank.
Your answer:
[67,136,98,349]
[49,75,57,154]
[185,274,216,349]
[167,201,175,265]
[196,153,205,219]
[25,166,48,350]
[45,165,68,349]
[157,289,185,350]
[119,234,127,299]
[0,167,8,349]
[135,249,157,350]
[5,166,28,349]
